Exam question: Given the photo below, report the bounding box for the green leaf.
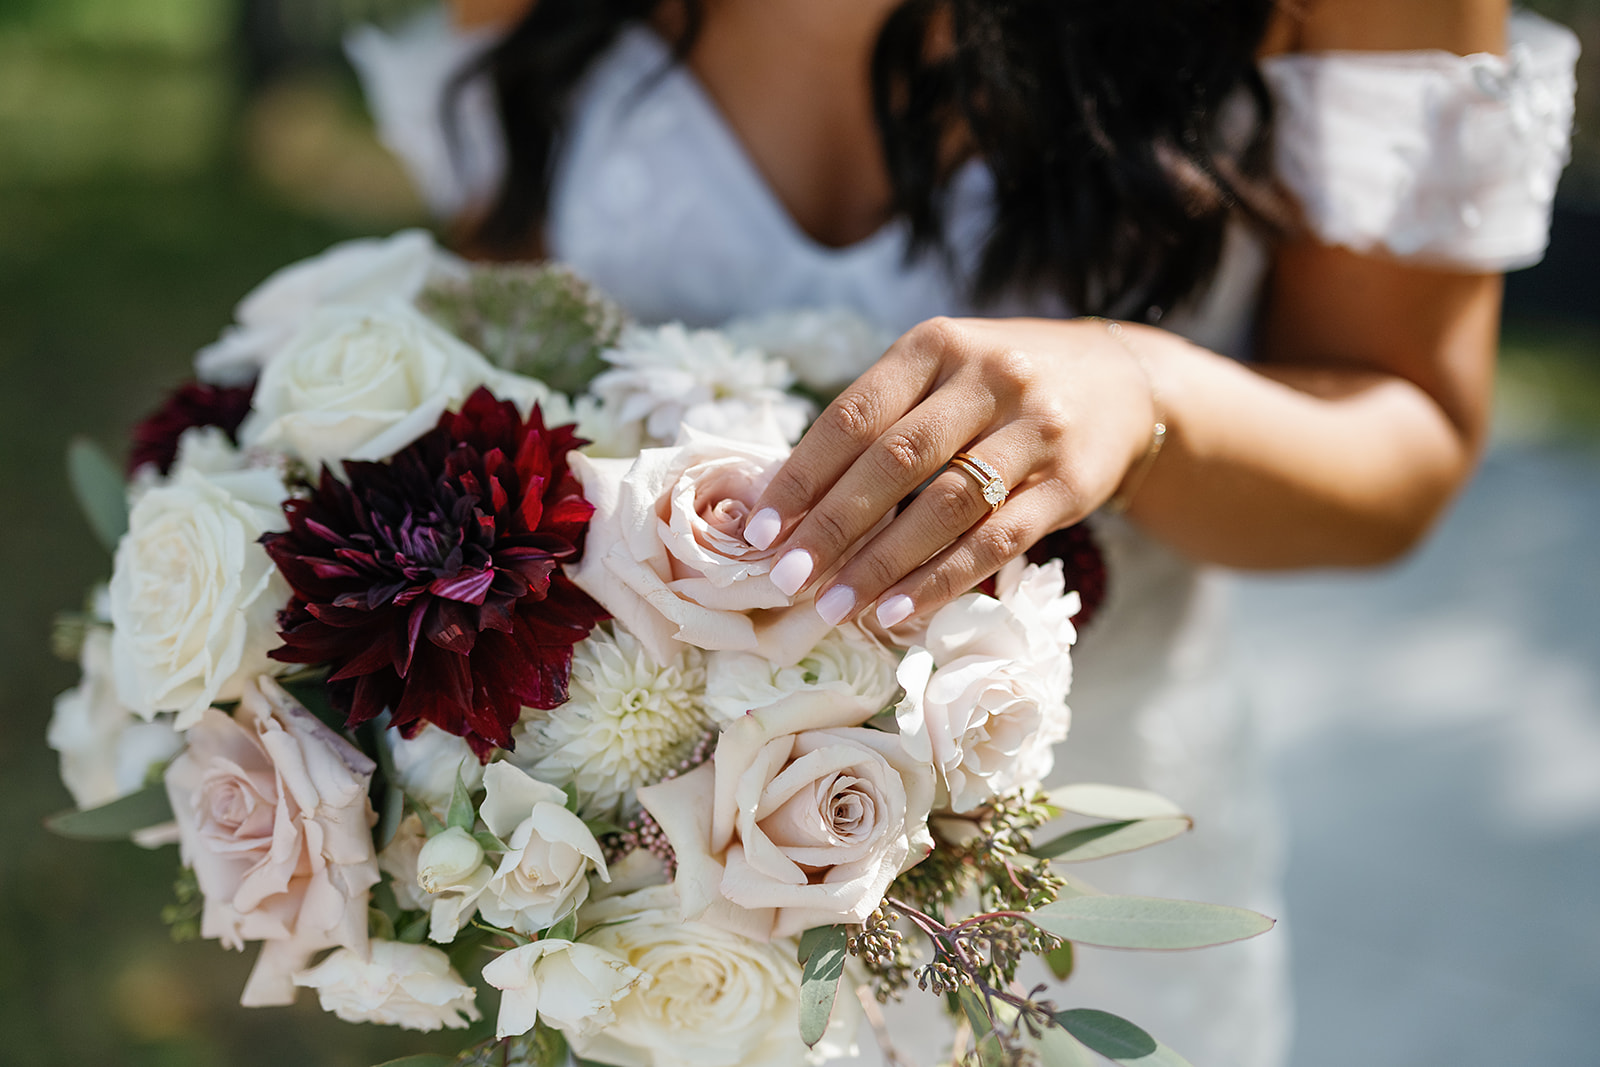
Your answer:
[797,925,848,1048]
[584,817,624,838]
[447,768,476,832]
[1044,784,1185,822]
[395,912,431,944]
[1052,1009,1194,1066]
[44,783,173,840]
[1044,940,1075,981]
[67,437,128,552]
[562,782,581,814]
[408,792,446,837]
[1033,817,1192,863]
[956,989,1006,1067]
[368,906,396,942]
[370,1057,453,1067]
[281,678,347,733]
[1032,1021,1101,1067]
[1024,896,1275,950]
[474,830,509,854]
[545,912,579,943]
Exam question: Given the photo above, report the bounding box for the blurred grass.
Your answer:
[0,2,1596,1065]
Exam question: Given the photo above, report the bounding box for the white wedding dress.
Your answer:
[349,12,1578,1066]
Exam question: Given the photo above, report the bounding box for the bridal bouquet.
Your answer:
[46,230,1271,1067]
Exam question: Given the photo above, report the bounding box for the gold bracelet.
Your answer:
[1090,318,1167,515]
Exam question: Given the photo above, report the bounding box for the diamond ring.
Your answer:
[946,452,1009,515]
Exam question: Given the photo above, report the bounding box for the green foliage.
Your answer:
[1032,817,1192,863]
[160,866,202,942]
[1052,1009,1194,1066]
[1043,940,1075,981]
[447,770,476,833]
[418,264,626,396]
[1043,784,1185,822]
[797,924,849,1047]
[43,782,172,840]
[281,676,348,733]
[1024,896,1275,951]
[545,912,578,944]
[66,437,126,552]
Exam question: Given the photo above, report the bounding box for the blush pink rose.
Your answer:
[164,675,380,1006]
[568,431,872,668]
[637,690,935,941]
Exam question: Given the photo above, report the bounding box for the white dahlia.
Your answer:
[512,624,709,819]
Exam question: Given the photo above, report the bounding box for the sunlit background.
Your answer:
[1,2,1595,1065]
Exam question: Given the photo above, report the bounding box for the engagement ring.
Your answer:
[947,452,1008,514]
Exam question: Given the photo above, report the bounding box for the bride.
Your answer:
[350,1,1577,1064]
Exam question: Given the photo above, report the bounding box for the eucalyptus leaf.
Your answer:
[1024,896,1275,951]
[1033,817,1192,863]
[67,437,128,552]
[447,769,476,832]
[956,989,1005,1067]
[1044,940,1075,981]
[1052,1009,1194,1066]
[370,1057,453,1067]
[1032,1021,1101,1067]
[1044,784,1185,821]
[44,783,173,840]
[797,925,848,1047]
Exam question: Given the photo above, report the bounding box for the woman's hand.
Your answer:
[741,316,1155,630]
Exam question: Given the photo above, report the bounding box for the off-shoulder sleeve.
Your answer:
[345,8,506,220]
[1260,10,1580,272]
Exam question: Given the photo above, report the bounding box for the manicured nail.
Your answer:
[815,585,856,626]
[875,594,915,630]
[744,508,781,550]
[770,549,813,597]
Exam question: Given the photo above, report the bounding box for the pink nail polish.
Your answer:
[770,549,813,597]
[744,508,781,550]
[876,595,914,629]
[815,585,856,626]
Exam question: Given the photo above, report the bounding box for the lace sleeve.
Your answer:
[1260,10,1580,272]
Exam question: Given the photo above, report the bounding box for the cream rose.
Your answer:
[238,301,496,472]
[196,229,466,385]
[704,624,899,727]
[164,676,379,1006]
[48,627,183,809]
[109,462,291,729]
[894,564,1077,813]
[568,432,859,668]
[637,690,935,940]
[477,761,609,935]
[572,884,859,1067]
[377,813,431,911]
[293,940,480,1031]
[482,939,647,1040]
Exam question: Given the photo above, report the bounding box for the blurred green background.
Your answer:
[0,2,1596,1066]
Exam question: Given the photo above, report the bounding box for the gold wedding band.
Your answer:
[946,452,1009,514]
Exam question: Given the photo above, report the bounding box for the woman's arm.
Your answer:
[741,0,1517,625]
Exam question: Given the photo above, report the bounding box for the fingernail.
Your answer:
[815,585,856,626]
[744,508,781,550]
[876,594,915,630]
[770,549,813,597]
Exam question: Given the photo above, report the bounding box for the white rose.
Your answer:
[477,761,609,935]
[378,813,431,911]
[238,301,496,472]
[573,884,859,1067]
[109,462,291,728]
[585,323,812,455]
[514,623,709,820]
[417,826,488,894]
[704,624,899,727]
[386,723,486,813]
[196,229,467,384]
[893,566,1077,812]
[637,690,935,941]
[294,940,480,1031]
[723,308,895,396]
[164,676,379,1006]
[482,939,647,1040]
[568,432,875,668]
[48,627,183,809]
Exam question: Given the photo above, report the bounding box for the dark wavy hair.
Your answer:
[459,0,1281,321]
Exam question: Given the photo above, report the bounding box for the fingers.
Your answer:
[744,320,963,552]
[811,428,1042,625]
[869,482,1062,629]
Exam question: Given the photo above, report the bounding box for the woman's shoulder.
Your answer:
[1260,0,1509,58]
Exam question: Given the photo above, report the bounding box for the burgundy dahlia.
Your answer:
[262,387,606,757]
[128,381,256,475]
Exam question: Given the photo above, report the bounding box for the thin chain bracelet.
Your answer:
[1087,317,1167,514]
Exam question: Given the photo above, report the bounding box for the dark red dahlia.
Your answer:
[128,381,255,475]
[262,387,606,757]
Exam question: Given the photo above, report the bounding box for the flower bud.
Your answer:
[416,826,486,895]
